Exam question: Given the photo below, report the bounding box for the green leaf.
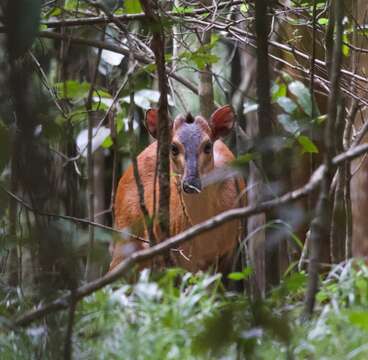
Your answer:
[278,114,300,134]
[316,290,329,303]
[55,81,91,100]
[6,0,42,59]
[297,135,319,154]
[228,267,252,281]
[342,34,350,57]
[65,0,78,11]
[272,83,287,101]
[284,272,307,293]
[101,136,113,149]
[228,272,246,280]
[47,7,62,17]
[232,153,256,167]
[277,97,298,114]
[143,64,157,73]
[289,81,312,117]
[317,18,328,25]
[181,46,219,70]
[172,6,195,14]
[314,114,327,125]
[124,0,142,14]
[348,311,368,331]
[240,3,249,15]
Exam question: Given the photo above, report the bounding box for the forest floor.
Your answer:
[2,261,368,359]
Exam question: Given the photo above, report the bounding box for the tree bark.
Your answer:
[140,0,171,246]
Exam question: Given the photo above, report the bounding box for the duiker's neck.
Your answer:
[181,182,220,224]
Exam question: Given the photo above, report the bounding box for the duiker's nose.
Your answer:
[182,178,202,194]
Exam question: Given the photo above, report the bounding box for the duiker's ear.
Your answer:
[210,105,235,139]
[145,108,159,138]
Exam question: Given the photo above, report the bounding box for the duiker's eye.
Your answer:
[171,143,179,156]
[203,142,213,154]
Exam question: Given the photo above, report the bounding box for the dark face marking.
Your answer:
[176,121,205,193]
[171,114,214,194]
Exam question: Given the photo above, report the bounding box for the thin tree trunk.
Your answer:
[304,0,344,316]
[255,0,280,290]
[198,1,215,119]
[140,0,171,248]
[85,31,104,281]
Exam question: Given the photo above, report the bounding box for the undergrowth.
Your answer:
[2,261,368,359]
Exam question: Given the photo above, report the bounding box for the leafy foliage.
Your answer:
[3,263,368,359]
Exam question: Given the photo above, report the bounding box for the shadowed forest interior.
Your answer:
[2,0,368,359]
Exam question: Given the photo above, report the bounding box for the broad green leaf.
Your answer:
[232,153,256,167]
[277,97,298,114]
[297,135,319,154]
[55,81,91,100]
[318,18,328,25]
[124,0,142,14]
[240,3,249,15]
[342,34,350,57]
[181,46,219,70]
[349,311,368,331]
[314,114,327,125]
[227,272,246,281]
[76,126,111,157]
[272,83,287,101]
[144,64,157,73]
[47,7,62,17]
[228,267,252,281]
[277,114,300,134]
[101,136,113,149]
[65,0,78,11]
[288,81,312,117]
[284,272,307,293]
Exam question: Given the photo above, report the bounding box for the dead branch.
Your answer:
[0,185,149,244]
[13,141,368,327]
[38,31,198,95]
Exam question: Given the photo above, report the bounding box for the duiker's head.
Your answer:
[145,105,235,194]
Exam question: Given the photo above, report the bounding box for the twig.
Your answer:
[28,51,67,118]
[13,141,368,327]
[197,0,215,118]
[85,29,105,281]
[127,59,156,246]
[0,185,149,244]
[34,0,244,28]
[38,30,198,94]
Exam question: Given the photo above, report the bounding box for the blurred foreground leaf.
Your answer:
[5,0,42,59]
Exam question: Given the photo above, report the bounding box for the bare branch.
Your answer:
[13,141,368,327]
[38,31,198,94]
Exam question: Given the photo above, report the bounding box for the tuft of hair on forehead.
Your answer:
[185,113,195,124]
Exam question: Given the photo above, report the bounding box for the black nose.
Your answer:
[182,179,202,194]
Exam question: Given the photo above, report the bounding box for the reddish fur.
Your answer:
[109,108,245,272]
